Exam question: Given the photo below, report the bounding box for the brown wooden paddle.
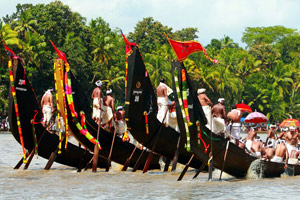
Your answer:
[142,108,169,173]
[132,148,145,172]
[219,140,230,180]
[44,134,66,170]
[177,154,194,181]
[171,135,181,171]
[106,125,117,172]
[122,146,137,171]
[92,116,102,172]
[192,162,208,179]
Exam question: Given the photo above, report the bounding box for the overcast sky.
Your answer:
[1,0,300,47]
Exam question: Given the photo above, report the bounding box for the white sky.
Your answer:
[1,0,300,47]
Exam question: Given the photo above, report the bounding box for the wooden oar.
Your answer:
[122,146,137,171]
[219,140,230,180]
[142,109,169,173]
[171,135,181,171]
[24,124,49,170]
[192,162,208,179]
[14,153,28,169]
[163,157,171,172]
[92,117,102,172]
[208,114,213,181]
[44,135,66,170]
[106,125,117,172]
[177,154,194,181]
[132,148,145,172]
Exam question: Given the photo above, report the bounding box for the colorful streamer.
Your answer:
[144,111,149,135]
[174,67,191,152]
[8,59,27,163]
[64,63,101,149]
[53,61,63,154]
[122,118,130,142]
[181,69,193,127]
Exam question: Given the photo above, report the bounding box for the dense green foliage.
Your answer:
[1,1,299,123]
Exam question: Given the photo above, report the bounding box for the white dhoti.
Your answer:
[286,143,297,156]
[212,117,226,134]
[288,158,299,165]
[101,106,113,125]
[116,120,126,136]
[157,97,169,124]
[168,111,179,132]
[245,140,253,151]
[202,105,211,130]
[271,155,283,163]
[231,123,241,140]
[42,105,52,123]
[92,98,102,120]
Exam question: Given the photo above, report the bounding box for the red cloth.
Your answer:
[50,40,67,62]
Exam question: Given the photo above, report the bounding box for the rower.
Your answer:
[41,88,54,127]
[211,98,227,137]
[102,89,115,131]
[91,80,103,125]
[156,78,170,124]
[197,88,213,130]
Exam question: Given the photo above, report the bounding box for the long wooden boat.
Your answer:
[8,57,108,169]
[62,60,161,170]
[172,60,300,178]
[124,45,204,169]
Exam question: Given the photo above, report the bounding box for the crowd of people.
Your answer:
[155,81,300,167]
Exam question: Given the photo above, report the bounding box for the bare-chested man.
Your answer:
[227,105,242,145]
[197,88,213,130]
[91,80,102,125]
[103,89,115,131]
[244,128,257,152]
[115,106,125,137]
[41,89,54,127]
[285,127,300,164]
[211,98,227,136]
[270,142,288,168]
[156,78,169,123]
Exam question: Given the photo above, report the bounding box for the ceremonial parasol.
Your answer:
[236,102,252,113]
[279,119,300,127]
[244,110,268,124]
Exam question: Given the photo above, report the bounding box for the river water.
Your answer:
[1,131,300,200]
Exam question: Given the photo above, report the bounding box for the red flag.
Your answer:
[165,34,217,63]
[120,31,136,56]
[50,40,67,62]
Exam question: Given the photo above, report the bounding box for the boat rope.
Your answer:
[31,110,40,156]
[144,111,149,135]
[53,61,63,154]
[64,63,101,149]
[8,59,27,163]
[196,121,209,153]
[174,67,191,152]
[202,130,221,141]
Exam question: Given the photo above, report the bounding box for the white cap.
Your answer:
[218,98,225,103]
[117,106,123,110]
[106,89,112,95]
[197,88,206,94]
[270,124,276,128]
[95,80,102,87]
[289,126,296,131]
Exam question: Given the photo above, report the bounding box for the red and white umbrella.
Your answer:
[245,110,268,124]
